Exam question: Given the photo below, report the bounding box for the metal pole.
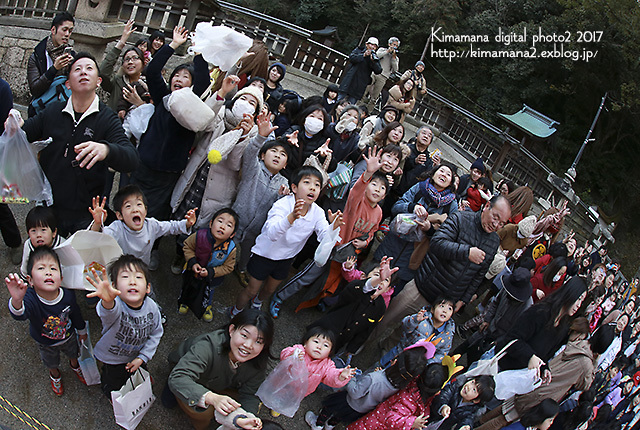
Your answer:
[570,92,607,170]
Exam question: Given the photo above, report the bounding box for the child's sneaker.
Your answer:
[203,306,214,323]
[304,411,322,430]
[250,295,262,310]
[71,364,86,385]
[50,373,64,396]
[178,304,189,315]
[269,298,282,318]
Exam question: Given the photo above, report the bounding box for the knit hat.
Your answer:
[470,157,485,174]
[500,267,533,302]
[233,85,264,115]
[485,252,507,279]
[518,215,537,238]
[268,62,286,82]
[415,60,425,68]
[366,36,379,47]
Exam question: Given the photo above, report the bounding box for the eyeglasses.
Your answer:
[123,55,141,63]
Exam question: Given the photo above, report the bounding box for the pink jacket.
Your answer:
[347,380,432,430]
[280,345,349,397]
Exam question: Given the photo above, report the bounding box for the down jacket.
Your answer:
[414,210,500,305]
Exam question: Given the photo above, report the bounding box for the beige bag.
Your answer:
[303,153,332,188]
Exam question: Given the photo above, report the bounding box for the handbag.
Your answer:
[77,321,100,386]
[111,368,155,430]
[256,349,309,417]
[326,160,354,200]
[303,152,332,188]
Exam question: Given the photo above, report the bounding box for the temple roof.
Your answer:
[498,105,559,139]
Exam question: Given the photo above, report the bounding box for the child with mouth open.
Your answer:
[229,165,344,318]
[86,254,163,398]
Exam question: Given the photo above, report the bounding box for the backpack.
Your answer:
[30,75,71,115]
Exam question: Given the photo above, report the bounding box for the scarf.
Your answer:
[46,36,69,77]
[419,178,455,208]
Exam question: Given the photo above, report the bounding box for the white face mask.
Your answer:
[232,99,255,119]
[553,273,562,282]
[345,121,357,132]
[304,116,324,135]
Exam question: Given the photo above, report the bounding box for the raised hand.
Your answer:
[5,273,28,306]
[89,195,107,229]
[185,208,198,229]
[278,184,290,196]
[314,138,333,158]
[170,26,189,49]
[412,414,428,429]
[116,19,136,49]
[123,84,145,107]
[339,365,357,381]
[256,110,277,137]
[86,268,120,308]
[343,256,357,271]
[416,308,428,322]
[363,146,383,175]
[219,75,240,99]
[379,256,399,282]
[288,199,306,224]
[286,129,299,147]
[238,113,254,136]
[327,209,344,229]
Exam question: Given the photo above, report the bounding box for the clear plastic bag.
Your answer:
[78,321,101,385]
[390,213,425,242]
[256,349,309,417]
[314,222,341,266]
[188,23,253,71]
[0,111,53,204]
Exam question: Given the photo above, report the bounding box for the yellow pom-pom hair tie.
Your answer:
[208,149,222,164]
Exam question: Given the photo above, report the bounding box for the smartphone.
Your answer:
[63,46,73,56]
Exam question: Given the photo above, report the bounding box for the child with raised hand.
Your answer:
[232,111,289,273]
[89,185,197,266]
[178,208,238,322]
[6,246,87,395]
[343,361,449,430]
[229,165,343,317]
[19,206,62,277]
[380,296,456,368]
[307,341,434,429]
[266,326,357,417]
[432,375,496,430]
[86,254,163,397]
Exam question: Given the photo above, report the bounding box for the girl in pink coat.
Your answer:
[346,362,448,430]
[269,326,357,417]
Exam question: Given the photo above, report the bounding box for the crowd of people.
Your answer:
[1,11,639,430]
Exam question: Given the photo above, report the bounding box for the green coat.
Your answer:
[168,329,266,413]
[99,45,127,112]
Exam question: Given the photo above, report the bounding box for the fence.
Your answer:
[0,0,71,19]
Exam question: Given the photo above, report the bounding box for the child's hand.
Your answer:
[352,238,368,249]
[236,417,262,430]
[256,110,277,137]
[278,184,290,196]
[185,208,197,229]
[238,113,254,137]
[343,256,357,271]
[379,256,399,283]
[86,268,120,308]
[327,209,344,229]
[5,273,28,306]
[204,392,241,415]
[169,26,189,49]
[126,358,144,373]
[363,146,383,174]
[314,138,333,158]
[192,263,208,278]
[286,129,299,147]
[339,365,357,381]
[411,414,428,429]
[416,308,428,322]
[440,405,451,418]
[413,204,428,219]
[288,199,306,224]
[89,195,107,230]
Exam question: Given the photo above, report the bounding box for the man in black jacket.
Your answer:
[338,37,383,104]
[18,53,139,236]
[369,195,511,346]
[26,11,75,117]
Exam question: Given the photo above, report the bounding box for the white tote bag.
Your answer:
[111,368,155,430]
[494,368,542,400]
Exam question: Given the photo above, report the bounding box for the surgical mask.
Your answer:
[232,99,255,119]
[345,121,357,132]
[304,116,324,135]
[553,273,562,282]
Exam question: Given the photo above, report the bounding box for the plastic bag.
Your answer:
[78,321,101,385]
[390,213,425,242]
[122,103,154,141]
[0,111,53,205]
[464,339,516,378]
[494,368,542,400]
[163,87,215,132]
[111,368,155,429]
[188,23,253,71]
[256,349,308,417]
[314,222,341,266]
